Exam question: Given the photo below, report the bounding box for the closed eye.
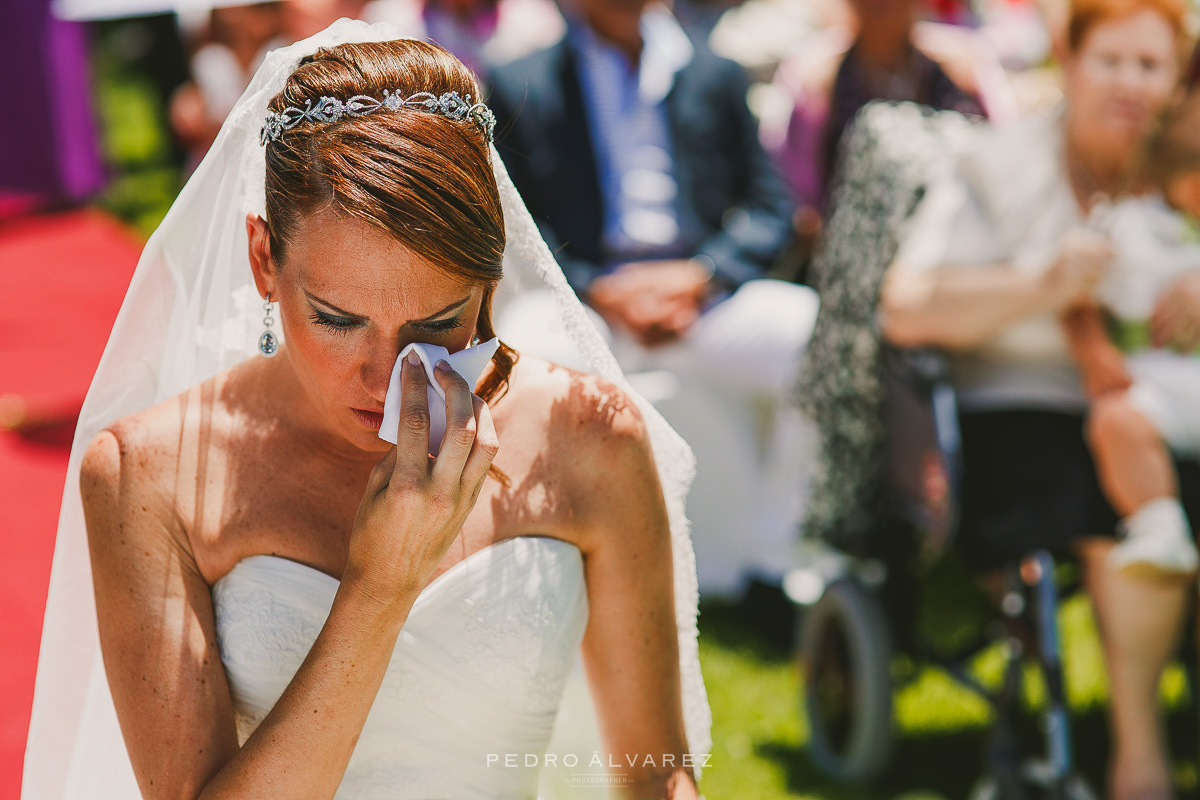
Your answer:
[312,308,466,336]
[310,309,360,334]
[417,316,466,333]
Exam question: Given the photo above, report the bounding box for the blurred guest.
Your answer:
[170,3,286,169]
[0,0,103,216]
[817,0,987,196]
[489,0,819,591]
[762,0,1010,279]
[365,0,564,76]
[1058,96,1200,579]
[672,0,741,41]
[490,0,799,328]
[283,0,369,38]
[880,0,1193,794]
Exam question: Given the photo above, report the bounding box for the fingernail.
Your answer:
[435,359,452,371]
[406,351,421,367]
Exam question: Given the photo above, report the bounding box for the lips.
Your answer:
[1105,99,1147,124]
[351,407,384,430]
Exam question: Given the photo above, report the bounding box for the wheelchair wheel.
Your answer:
[799,577,894,782]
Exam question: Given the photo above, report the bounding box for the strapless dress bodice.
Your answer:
[211,535,588,800]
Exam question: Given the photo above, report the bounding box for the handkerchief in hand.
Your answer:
[378,338,501,454]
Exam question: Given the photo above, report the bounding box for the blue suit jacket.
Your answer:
[487,36,794,295]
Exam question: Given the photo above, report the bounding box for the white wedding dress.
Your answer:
[213,536,588,799]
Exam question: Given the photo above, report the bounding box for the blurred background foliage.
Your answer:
[92,20,182,235]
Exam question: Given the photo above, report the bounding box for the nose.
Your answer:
[359,333,426,404]
[1114,58,1150,95]
[359,338,399,405]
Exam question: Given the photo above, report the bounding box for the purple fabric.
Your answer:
[422,2,499,78]
[776,85,830,212]
[1,0,104,202]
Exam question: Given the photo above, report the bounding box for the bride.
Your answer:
[21,19,709,800]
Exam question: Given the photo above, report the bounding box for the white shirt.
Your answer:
[894,109,1088,413]
[1099,195,1200,323]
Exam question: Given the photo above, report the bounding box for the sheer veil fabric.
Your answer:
[21,19,710,799]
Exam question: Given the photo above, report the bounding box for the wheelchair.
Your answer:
[787,101,1200,800]
[791,344,1094,800]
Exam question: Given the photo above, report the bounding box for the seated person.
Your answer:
[488,0,819,587]
[761,0,1005,275]
[170,3,286,170]
[879,0,1195,795]
[1061,100,1200,578]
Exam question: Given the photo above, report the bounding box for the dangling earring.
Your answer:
[259,292,279,358]
[471,334,481,347]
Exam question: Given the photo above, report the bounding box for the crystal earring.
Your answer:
[259,292,279,357]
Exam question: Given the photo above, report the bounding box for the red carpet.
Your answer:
[0,210,142,799]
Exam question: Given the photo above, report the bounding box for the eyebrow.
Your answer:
[305,290,472,324]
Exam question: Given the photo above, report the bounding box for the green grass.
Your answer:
[90,21,182,237]
[695,584,1200,800]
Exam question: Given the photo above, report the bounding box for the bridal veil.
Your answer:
[21,18,710,799]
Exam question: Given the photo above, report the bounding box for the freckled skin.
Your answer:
[81,210,699,799]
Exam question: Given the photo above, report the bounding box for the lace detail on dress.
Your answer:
[459,583,574,711]
[213,581,328,742]
[212,536,588,800]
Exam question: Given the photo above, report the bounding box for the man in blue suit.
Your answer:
[489,0,801,338]
[489,0,819,593]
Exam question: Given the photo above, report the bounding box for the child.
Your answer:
[1063,97,1200,579]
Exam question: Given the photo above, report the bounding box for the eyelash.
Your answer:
[310,311,358,336]
[424,317,466,332]
[308,310,466,335]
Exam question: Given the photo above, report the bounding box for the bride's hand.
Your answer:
[344,351,499,611]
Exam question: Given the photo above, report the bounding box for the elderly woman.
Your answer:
[880,0,1197,795]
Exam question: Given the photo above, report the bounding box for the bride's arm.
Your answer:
[83,363,496,800]
[84,428,411,800]
[569,380,699,800]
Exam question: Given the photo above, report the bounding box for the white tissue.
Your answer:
[378,338,501,454]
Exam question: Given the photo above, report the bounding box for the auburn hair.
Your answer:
[1067,0,1192,56]
[263,39,518,471]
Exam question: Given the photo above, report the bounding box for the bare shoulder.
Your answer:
[79,367,240,550]
[502,354,663,541]
[503,353,651,454]
[81,396,183,516]
[83,390,186,475]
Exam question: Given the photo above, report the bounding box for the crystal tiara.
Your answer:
[260,89,497,145]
